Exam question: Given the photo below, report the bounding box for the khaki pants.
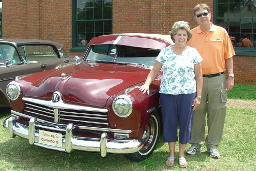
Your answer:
[189,74,227,149]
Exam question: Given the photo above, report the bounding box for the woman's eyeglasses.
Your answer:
[196,11,209,18]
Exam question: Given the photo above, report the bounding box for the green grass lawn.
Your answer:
[228,84,256,100]
[0,84,255,170]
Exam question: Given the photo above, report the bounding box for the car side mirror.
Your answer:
[4,59,12,67]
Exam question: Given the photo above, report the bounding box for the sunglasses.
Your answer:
[196,11,209,18]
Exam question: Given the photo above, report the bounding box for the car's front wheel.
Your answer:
[125,111,160,161]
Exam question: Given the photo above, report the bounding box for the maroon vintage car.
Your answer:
[3,33,172,161]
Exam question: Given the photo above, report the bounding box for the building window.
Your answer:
[215,0,256,51]
[73,0,112,49]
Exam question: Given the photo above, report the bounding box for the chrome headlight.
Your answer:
[6,81,21,100]
[112,95,133,118]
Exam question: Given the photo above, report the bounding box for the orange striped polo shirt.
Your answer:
[187,24,235,74]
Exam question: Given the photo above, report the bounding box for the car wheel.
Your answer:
[125,111,160,161]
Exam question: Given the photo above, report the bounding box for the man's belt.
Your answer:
[203,72,224,78]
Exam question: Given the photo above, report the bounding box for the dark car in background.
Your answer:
[0,39,73,108]
[3,34,172,161]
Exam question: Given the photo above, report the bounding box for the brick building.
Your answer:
[1,0,256,84]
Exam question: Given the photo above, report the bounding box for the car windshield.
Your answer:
[86,44,160,66]
[0,44,20,65]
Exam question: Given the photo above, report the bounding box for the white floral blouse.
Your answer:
[156,45,202,95]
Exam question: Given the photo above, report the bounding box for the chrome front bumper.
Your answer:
[3,115,143,157]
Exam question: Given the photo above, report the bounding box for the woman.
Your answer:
[140,21,203,168]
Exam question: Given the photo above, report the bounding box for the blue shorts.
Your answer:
[160,93,196,144]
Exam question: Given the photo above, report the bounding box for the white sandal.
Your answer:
[179,157,187,168]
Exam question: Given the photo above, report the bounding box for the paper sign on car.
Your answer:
[39,130,62,148]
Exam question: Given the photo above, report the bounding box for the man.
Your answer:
[241,35,253,47]
[186,4,235,159]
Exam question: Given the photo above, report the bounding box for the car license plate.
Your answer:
[39,130,62,148]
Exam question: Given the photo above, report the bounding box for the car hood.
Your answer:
[23,62,150,108]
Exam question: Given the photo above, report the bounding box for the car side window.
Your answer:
[0,44,21,64]
[115,45,160,66]
[19,45,58,63]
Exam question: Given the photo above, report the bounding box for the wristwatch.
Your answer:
[196,96,201,99]
[228,73,234,78]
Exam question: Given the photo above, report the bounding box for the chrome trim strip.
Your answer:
[36,124,65,132]
[60,118,108,126]
[61,110,107,117]
[60,114,107,120]
[11,110,46,123]
[23,97,108,113]
[25,110,53,119]
[26,103,52,112]
[77,126,132,134]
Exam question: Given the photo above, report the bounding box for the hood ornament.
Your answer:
[75,56,81,65]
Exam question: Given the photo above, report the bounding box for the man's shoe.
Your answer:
[186,145,201,155]
[207,148,220,159]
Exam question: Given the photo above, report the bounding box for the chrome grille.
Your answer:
[23,101,109,128]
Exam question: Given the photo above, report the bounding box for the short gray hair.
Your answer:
[193,4,210,16]
[169,21,192,43]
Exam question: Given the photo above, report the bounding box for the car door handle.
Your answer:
[64,59,70,63]
[41,64,47,69]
